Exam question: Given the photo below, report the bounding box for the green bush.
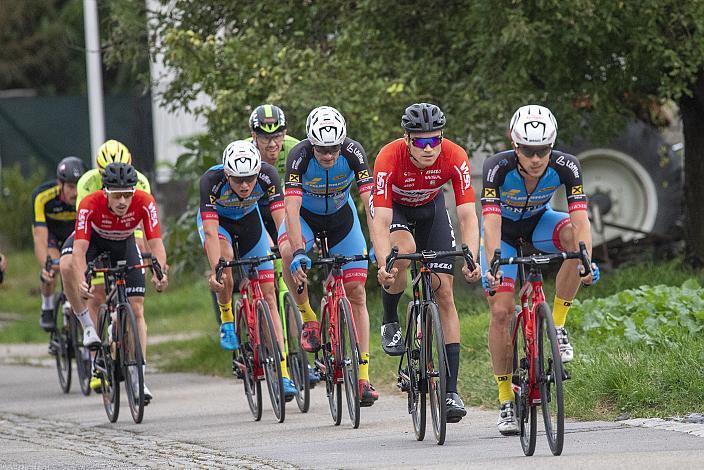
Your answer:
[0,163,48,249]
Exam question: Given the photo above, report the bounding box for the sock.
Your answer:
[41,294,54,311]
[359,352,370,381]
[382,290,402,325]
[76,308,94,329]
[219,301,234,324]
[297,301,317,323]
[280,353,290,379]
[496,374,514,403]
[553,295,572,328]
[446,343,460,393]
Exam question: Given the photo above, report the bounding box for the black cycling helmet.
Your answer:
[102,162,138,189]
[249,104,287,134]
[56,156,85,184]
[401,103,446,132]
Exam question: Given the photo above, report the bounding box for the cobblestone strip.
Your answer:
[0,413,297,469]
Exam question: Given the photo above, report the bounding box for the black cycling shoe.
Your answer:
[381,322,404,356]
[40,309,56,332]
[446,392,467,423]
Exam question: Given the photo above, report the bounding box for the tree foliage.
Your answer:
[107,0,704,264]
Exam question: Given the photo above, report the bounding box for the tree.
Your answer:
[108,0,704,265]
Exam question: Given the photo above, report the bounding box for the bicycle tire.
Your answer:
[69,312,91,396]
[320,298,342,425]
[236,299,262,421]
[121,303,145,424]
[424,302,447,445]
[537,302,565,455]
[405,301,425,441]
[258,299,286,423]
[338,298,360,428]
[97,305,119,422]
[284,292,310,413]
[513,307,537,456]
[52,295,71,393]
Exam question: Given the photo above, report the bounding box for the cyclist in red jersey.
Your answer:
[370,103,482,422]
[60,163,168,402]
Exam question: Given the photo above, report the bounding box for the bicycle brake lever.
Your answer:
[488,249,502,297]
[383,246,399,290]
[461,244,476,272]
[151,256,163,281]
[296,264,307,294]
[577,241,592,278]
[215,257,226,284]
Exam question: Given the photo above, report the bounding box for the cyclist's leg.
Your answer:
[480,221,520,430]
[197,211,236,324]
[59,233,94,332]
[533,208,579,360]
[39,231,61,328]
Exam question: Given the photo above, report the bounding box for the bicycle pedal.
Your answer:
[562,368,571,381]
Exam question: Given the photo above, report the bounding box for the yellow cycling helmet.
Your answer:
[96,139,132,171]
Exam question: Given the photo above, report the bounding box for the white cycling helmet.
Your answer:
[306,106,347,146]
[222,140,261,177]
[509,105,558,146]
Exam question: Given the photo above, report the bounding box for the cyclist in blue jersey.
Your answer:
[198,140,298,399]
[480,105,599,435]
[278,106,379,406]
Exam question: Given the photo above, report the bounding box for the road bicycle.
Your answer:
[45,256,91,395]
[272,251,312,413]
[301,231,369,429]
[216,252,288,423]
[488,240,592,456]
[387,244,476,445]
[86,253,163,424]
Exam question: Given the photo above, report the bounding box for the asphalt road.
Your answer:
[1,363,702,469]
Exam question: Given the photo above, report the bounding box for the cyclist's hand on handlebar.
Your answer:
[485,269,503,291]
[152,267,169,292]
[291,250,311,285]
[79,279,94,299]
[579,262,600,286]
[377,265,397,289]
[462,262,482,283]
[40,267,54,283]
[209,271,225,292]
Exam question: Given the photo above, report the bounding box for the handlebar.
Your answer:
[215,253,280,284]
[383,244,477,289]
[487,241,593,296]
[85,255,164,283]
[295,253,371,294]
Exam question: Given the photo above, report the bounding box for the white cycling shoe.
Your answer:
[83,326,101,348]
[556,327,574,363]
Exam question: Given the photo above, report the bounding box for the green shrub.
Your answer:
[0,163,48,249]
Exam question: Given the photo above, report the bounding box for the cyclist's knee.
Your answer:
[279,240,293,262]
[489,295,515,324]
[558,222,577,250]
[59,255,72,279]
[129,298,146,320]
[345,281,366,306]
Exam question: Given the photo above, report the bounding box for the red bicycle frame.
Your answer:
[319,267,358,383]
[512,276,546,405]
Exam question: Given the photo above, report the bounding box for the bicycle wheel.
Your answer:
[235,299,262,421]
[258,299,286,423]
[69,312,91,396]
[97,305,119,422]
[338,298,360,428]
[424,302,447,445]
[320,298,342,425]
[513,307,537,456]
[537,302,565,455]
[284,292,310,413]
[51,295,72,394]
[405,301,425,441]
[121,303,145,424]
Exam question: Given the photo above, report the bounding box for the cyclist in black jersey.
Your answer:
[32,157,85,331]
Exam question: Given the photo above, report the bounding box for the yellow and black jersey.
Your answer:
[32,180,76,242]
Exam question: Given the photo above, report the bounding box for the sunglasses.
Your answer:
[229,174,258,185]
[410,135,443,149]
[517,145,552,158]
[313,144,342,156]
[105,188,135,200]
[256,132,285,144]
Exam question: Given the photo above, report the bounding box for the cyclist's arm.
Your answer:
[32,226,50,268]
[482,213,502,270]
[569,209,593,257]
[370,206,393,264]
[359,190,374,249]
[202,218,222,271]
[456,202,480,259]
[146,237,168,272]
[72,239,90,284]
[284,195,304,252]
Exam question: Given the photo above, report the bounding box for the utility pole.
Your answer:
[83,0,105,167]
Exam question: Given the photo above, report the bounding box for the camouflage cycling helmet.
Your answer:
[96,139,132,171]
[56,156,85,184]
[401,103,446,132]
[102,162,138,189]
[249,104,287,134]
